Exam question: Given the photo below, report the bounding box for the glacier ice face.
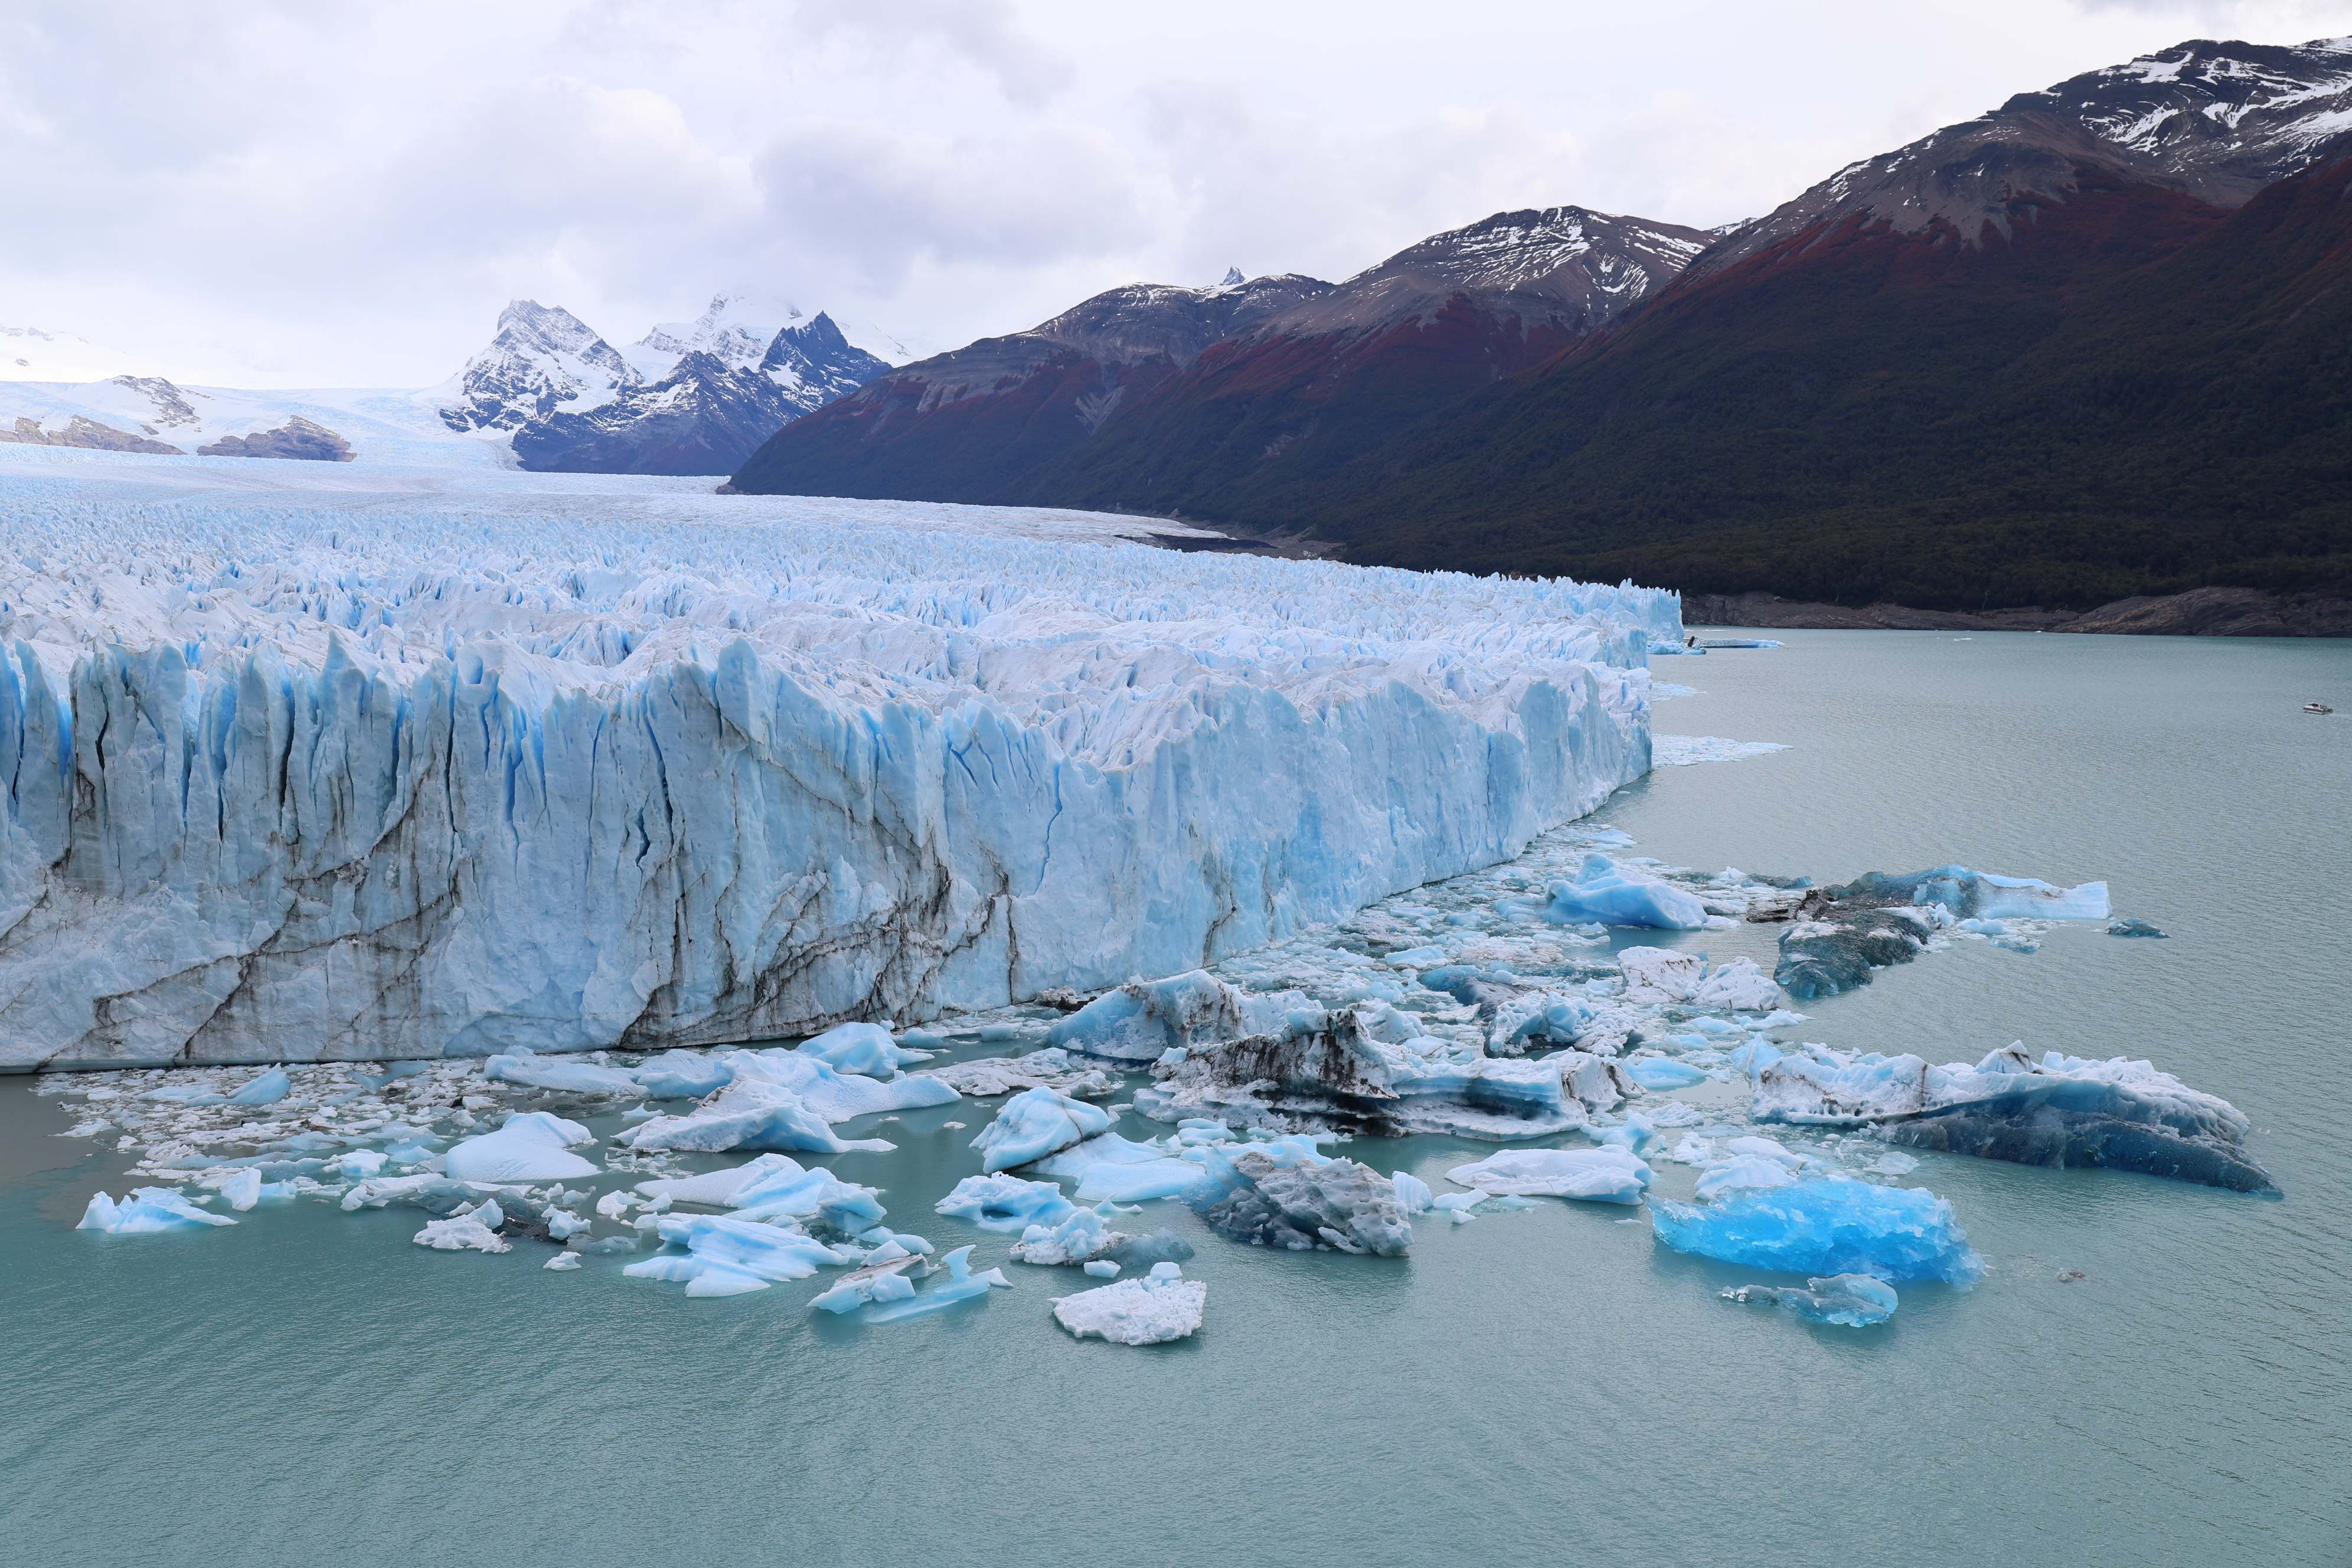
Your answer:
[0,453,1669,1068]
[1723,1273,1897,1327]
[1651,1178,1985,1285]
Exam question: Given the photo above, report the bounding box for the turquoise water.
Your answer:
[2,629,2346,1567]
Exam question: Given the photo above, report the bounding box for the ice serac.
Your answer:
[0,473,1671,1069]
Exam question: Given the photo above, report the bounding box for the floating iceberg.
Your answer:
[916,1048,1116,1100]
[0,459,1663,1069]
[858,1246,1011,1322]
[1444,1146,1652,1203]
[442,1112,600,1183]
[413,1199,511,1253]
[1541,855,1709,929]
[1750,1042,2276,1194]
[1618,947,1783,1012]
[934,1173,1077,1233]
[1775,868,2108,999]
[1651,1178,1984,1285]
[484,1052,642,1096]
[77,1187,239,1233]
[971,1086,1112,1172]
[629,1050,736,1100]
[1045,971,1265,1062]
[1053,1263,1206,1345]
[615,1072,900,1156]
[1138,1005,1587,1141]
[1722,1273,1897,1327]
[624,1212,858,1296]
[1187,1149,1412,1255]
[226,1069,292,1106]
[796,1022,929,1079]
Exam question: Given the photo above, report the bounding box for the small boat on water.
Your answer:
[2307,702,2334,714]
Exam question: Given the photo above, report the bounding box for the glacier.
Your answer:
[0,449,1672,1069]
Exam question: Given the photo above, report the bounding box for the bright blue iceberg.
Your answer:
[1651,1177,1984,1285]
[971,1086,1112,1172]
[1541,854,1708,929]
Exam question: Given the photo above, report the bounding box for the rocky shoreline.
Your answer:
[1683,587,2352,638]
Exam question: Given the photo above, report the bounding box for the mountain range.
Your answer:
[0,292,900,473]
[731,34,2352,619]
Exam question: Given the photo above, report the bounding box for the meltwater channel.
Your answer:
[1,628,2344,1568]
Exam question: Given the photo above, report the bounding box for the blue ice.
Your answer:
[226,1068,292,1106]
[1651,1177,1984,1284]
[935,1173,1078,1232]
[78,1187,238,1233]
[1541,854,1708,929]
[971,1086,1113,1172]
[1723,1273,1899,1327]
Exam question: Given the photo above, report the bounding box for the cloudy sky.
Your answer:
[4,0,2348,385]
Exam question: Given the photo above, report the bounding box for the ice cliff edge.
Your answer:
[0,466,1674,1068]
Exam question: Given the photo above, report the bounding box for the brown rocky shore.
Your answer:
[1682,587,2352,638]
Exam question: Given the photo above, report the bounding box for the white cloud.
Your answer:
[0,0,2346,385]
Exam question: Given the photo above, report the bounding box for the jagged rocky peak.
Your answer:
[630,289,800,378]
[440,299,637,433]
[1698,33,2352,279]
[1217,266,1246,287]
[1265,204,1714,337]
[2005,34,2352,201]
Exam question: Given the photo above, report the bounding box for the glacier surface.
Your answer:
[0,450,1672,1067]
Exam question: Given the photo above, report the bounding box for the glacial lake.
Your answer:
[2,628,2345,1567]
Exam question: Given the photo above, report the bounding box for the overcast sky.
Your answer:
[4,0,2348,386]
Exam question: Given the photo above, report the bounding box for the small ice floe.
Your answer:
[971,1086,1112,1173]
[1540,854,1709,929]
[630,1050,736,1100]
[442,1112,600,1183]
[1651,1178,1984,1285]
[2106,919,2168,939]
[226,1069,292,1107]
[1443,1147,1652,1204]
[1053,1262,1206,1345]
[917,1048,1116,1099]
[1723,1273,1897,1327]
[625,1213,860,1297]
[1625,1057,1709,1092]
[613,1051,932,1155]
[1746,1041,2276,1194]
[1007,1204,1197,1271]
[1187,1147,1412,1255]
[484,1051,641,1096]
[935,1173,1077,1233]
[1651,736,1791,767]
[865,1247,1012,1322]
[544,1252,583,1271]
[78,1187,238,1234]
[202,1167,264,1211]
[1084,1259,1120,1278]
[413,1200,511,1253]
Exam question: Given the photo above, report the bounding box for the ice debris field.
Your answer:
[7,451,2278,1343]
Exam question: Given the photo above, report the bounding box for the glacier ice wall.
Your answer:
[0,454,1677,1067]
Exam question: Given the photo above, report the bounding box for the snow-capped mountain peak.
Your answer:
[629,290,804,380]
[441,300,638,433]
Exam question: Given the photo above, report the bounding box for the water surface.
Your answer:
[2,629,2344,1567]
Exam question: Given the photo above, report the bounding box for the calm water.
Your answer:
[2,629,2346,1568]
